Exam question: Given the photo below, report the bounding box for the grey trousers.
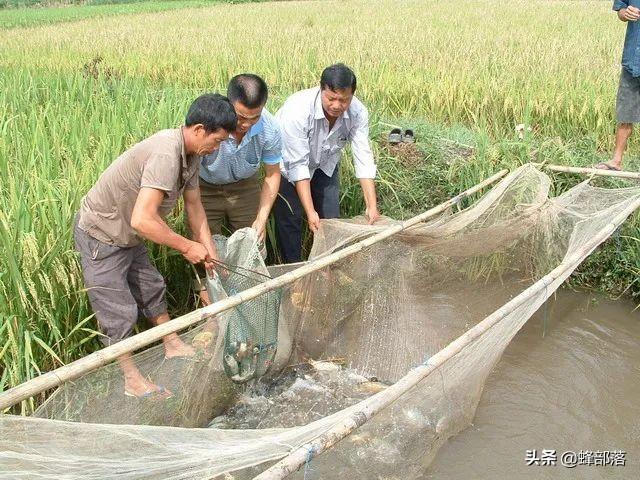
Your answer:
[74,217,167,345]
[616,67,640,123]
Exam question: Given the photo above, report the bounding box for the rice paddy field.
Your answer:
[1,0,639,412]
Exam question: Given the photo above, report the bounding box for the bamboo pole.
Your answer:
[253,194,640,480]
[546,164,640,180]
[0,170,509,411]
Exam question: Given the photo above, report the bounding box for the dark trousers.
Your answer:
[274,168,340,263]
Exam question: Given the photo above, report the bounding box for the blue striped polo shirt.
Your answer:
[199,109,282,185]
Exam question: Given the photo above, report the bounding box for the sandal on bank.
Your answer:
[593,162,621,171]
[388,128,402,145]
[402,129,416,143]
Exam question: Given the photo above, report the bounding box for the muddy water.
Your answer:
[423,289,640,479]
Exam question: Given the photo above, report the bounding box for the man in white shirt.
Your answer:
[274,63,380,263]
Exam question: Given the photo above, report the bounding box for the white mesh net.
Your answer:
[1,164,639,479]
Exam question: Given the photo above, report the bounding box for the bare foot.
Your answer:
[163,334,196,359]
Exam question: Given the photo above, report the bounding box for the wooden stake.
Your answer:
[252,195,640,480]
[0,170,509,411]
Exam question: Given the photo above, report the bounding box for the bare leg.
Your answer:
[119,353,169,397]
[610,123,632,169]
[120,312,196,396]
[150,312,196,358]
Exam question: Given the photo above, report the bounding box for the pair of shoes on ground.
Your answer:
[593,162,622,172]
[388,128,415,144]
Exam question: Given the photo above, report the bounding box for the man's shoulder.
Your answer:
[131,128,182,159]
[276,89,317,130]
[287,87,318,104]
[278,88,317,113]
[258,109,282,137]
[345,96,369,129]
[348,95,368,116]
[260,108,277,123]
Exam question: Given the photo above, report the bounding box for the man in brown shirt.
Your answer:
[75,93,236,398]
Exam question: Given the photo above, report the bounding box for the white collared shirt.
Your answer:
[275,87,376,182]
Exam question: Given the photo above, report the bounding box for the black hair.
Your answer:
[320,63,357,93]
[185,93,236,132]
[227,74,269,109]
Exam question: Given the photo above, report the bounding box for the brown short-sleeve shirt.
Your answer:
[78,128,200,247]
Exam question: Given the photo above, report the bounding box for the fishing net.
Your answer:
[207,231,280,383]
[1,164,639,479]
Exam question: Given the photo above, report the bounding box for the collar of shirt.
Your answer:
[178,127,187,167]
[178,127,200,185]
[230,116,265,149]
[312,87,351,122]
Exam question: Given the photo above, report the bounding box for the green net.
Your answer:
[205,231,281,383]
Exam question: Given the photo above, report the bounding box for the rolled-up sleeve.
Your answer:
[613,0,628,10]
[276,109,311,182]
[350,108,377,179]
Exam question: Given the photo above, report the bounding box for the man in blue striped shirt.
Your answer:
[197,74,282,303]
[601,1,640,171]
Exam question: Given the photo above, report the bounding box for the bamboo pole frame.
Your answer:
[546,164,640,180]
[253,194,640,480]
[0,170,509,411]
